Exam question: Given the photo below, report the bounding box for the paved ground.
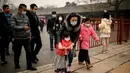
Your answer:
[0,27,56,73]
[109,62,130,73]
[17,40,130,73]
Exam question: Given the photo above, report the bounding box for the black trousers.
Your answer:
[0,37,8,62]
[31,36,42,60]
[13,39,32,68]
[78,49,90,64]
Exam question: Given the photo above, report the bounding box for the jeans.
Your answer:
[49,32,56,49]
[68,45,76,67]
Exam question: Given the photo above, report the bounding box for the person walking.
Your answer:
[11,4,37,70]
[78,18,99,69]
[26,3,42,63]
[99,11,112,54]
[0,5,12,65]
[47,11,57,51]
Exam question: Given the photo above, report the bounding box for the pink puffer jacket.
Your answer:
[78,24,99,50]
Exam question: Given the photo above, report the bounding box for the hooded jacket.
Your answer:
[78,24,99,50]
[58,13,81,44]
[99,18,112,34]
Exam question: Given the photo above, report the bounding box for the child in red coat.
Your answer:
[54,32,73,73]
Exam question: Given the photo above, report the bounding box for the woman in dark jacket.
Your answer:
[55,14,65,44]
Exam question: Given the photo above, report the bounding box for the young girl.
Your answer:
[99,12,112,54]
[78,18,99,69]
[54,32,73,73]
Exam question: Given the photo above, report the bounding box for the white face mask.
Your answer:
[85,24,91,27]
[52,14,56,18]
[64,37,70,41]
[59,17,62,21]
[71,21,77,26]
[21,11,26,15]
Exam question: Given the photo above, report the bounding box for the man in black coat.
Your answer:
[26,4,42,63]
[0,5,12,65]
[47,11,57,51]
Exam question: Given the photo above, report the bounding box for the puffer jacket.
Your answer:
[99,18,112,34]
[11,14,31,39]
[56,39,73,56]
[78,24,99,50]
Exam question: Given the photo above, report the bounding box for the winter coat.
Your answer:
[26,10,40,37]
[56,39,73,56]
[99,18,112,34]
[58,13,81,44]
[11,13,31,39]
[0,12,12,36]
[78,24,99,50]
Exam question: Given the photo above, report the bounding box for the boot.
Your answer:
[85,62,93,69]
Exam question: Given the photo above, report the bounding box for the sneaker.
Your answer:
[51,48,54,51]
[67,66,72,72]
[27,67,37,71]
[1,61,8,65]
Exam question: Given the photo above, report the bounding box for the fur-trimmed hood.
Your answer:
[65,13,81,32]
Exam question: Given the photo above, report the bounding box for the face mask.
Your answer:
[52,15,56,18]
[59,17,62,21]
[21,11,26,15]
[85,24,91,27]
[71,21,77,26]
[33,10,37,13]
[64,37,70,41]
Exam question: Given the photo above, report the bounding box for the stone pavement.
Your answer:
[18,40,130,73]
[109,61,130,73]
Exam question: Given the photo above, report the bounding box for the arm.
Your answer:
[11,15,24,31]
[90,27,99,42]
[47,19,50,32]
[73,29,80,44]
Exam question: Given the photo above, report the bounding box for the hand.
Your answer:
[58,43,62,49]
[24,26,30,30]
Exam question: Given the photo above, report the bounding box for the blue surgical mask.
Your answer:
[71,21,77,26]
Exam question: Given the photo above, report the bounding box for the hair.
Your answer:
[62,32,70,38]
[52,11,56,14]
[56,14,64,24]
[3,5,9,10]
[18,3,27,9]
[66,13,81,27]
[103,12,110,19]
[82,17,90,23]
[30,3,38,9]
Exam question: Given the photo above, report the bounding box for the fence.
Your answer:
[76,17,130,50]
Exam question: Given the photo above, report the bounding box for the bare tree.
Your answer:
[107,0,125,17]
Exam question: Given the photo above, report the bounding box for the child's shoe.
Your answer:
[67,66,72,72]
[85,62,93,69]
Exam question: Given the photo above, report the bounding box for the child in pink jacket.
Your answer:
[78,18,99,69]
